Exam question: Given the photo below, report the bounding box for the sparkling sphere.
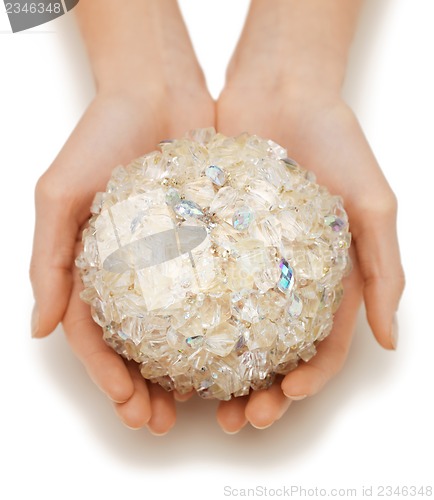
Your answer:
[76,128,351,400]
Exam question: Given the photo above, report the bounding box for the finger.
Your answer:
[217,396,248,434]
[63,268,135,403]
[30,175,78,338]
[146,383,177,436]
[281,258,363,399]
[351,198,405,350]
[245,381,292,430]
[114,362,152,429]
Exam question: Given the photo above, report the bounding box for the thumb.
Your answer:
[30,174,80,338]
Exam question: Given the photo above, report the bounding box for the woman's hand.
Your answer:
[30,0,214,434]
[213,0,405,432]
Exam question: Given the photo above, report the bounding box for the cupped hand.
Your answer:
[30,86,214,434]
[214,82,405,433]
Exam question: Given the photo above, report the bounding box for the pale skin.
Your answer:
[30,0,405,434]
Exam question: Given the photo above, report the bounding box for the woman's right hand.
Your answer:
[30,0,215,434]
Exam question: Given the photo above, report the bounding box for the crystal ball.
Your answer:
[76,128,351,400]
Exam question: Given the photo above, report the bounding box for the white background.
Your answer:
[1,1,433,499]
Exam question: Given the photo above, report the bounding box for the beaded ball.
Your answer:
[76,128,351,400]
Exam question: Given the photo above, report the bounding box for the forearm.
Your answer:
[228,0,363,93]
[75,0,202,94]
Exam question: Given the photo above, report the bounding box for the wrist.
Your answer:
[88,42,208,101]
[94,66,210,117]
[226,54,346,100]
[226,0,361,97]
[76,0,208,100]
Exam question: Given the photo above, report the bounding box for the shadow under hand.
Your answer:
[35,306,397,471]
[343,0,393,107]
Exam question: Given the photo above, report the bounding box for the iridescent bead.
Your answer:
[186,335,204,349]
[325,215,345,232]
[277,258,294,293]
[205,165,226,187]
[173,200,204,219]
[165,188,181,206]
[232,207,253,231]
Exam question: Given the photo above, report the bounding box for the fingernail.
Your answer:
[147,428,169,437]
[31,304,39,338]
[390,313,399,350]
[222,428,240,435]
[251,422,273,430]
[284,393,307,401]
